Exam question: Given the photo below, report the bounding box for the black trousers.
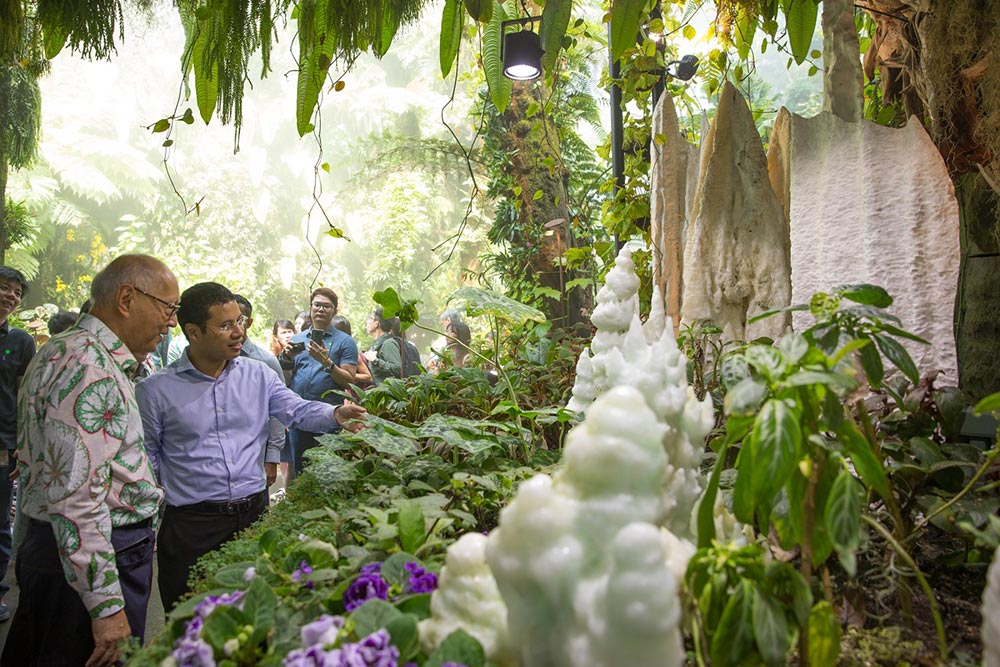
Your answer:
[157,491,266,613]
[2,518,154,667]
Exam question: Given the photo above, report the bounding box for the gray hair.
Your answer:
[91,255,169,306]
[439,308,464,325]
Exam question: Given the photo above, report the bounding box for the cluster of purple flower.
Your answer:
[343,564,390,611]
[403,562,437,594]
[342,561,438,612]
[283,628,399,667]
[172,591,247,667]
[292,559,316,590]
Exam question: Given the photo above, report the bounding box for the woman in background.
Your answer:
[331,315,372,388]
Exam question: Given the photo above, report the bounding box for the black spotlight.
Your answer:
[502,19,544,81]
[666,55,699,81]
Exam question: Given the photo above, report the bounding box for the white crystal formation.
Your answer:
[487,386,686,667]
[984,544,1000,667]
[418,533,516,667]
[568,246,714,538]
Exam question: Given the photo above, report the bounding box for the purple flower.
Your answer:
[293,560,316,590]
[283,645,332,667]
[301,614,345,648]
[403,562,437,594]
[337,629,399,667]
[172,636,215,667]
[360,563,382,574]
[193,590,245,620]
[343,572,389,611]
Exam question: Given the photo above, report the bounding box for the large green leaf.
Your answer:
[464,0,493,22]
[751,399,801,505]
[710,580,756,667]
[609,0,643,63]
[482,1,512,113]
[440,0,464,78]
[975,391,1000,415]
[191,21,219,124]
[837,423,890,499]
[397,500,426,555]
[752,587,790,667]
[374,0,402,57]
[448,286,545,324]
[354,428,418,457]
[785,0,818,65]
[836,283,893,308]
[808,601,841,667]
[426,629,485,667]
[874,333,919,384]
[733,6,757,61]
[824,468,862,576]
[353,599,403,639]
[540,0,573,73]
[295,0,337,136]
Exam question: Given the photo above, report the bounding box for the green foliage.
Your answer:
[686,543,813,667]
[481,1,512,114]
[35,0,127,60]
[0,62,42,168]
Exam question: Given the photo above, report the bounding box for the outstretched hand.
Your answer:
[335,402,367,433]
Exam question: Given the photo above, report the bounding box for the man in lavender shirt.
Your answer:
[136,282,366,611]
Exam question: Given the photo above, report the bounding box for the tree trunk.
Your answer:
[495,83,583,327]
[0,154,8,266]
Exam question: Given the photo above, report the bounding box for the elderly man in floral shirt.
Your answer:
[3,255,179,667]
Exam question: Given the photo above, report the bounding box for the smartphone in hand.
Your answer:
[310,328,326,345]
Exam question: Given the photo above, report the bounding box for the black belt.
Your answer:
[29,516,152,530]
[172,490,265,516]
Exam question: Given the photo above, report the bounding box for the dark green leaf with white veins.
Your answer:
[710,580,756,667]
[825,467,863,576]
[751,399,801,505]
[753,586,791,666]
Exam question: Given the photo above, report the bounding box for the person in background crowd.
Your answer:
[294,309,310,334]
[46,309,79,336]
[364,307,403,385]
[284,288,357,479]
[0,266,34,625]
[269,318,297,482]
[445,320,472,368]
[5,255,178,667]
[136,282,365,611]
[270,318,296,360]
[331,315,372,388]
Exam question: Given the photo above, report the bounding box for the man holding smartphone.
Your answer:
[286,287,358,478]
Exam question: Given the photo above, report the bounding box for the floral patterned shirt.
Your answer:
[17,314,164,619]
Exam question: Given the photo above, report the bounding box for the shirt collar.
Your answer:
[176,348,243,377]
[77,313,138,375]
[0,320,8,336]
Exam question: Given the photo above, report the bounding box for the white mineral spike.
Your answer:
[418,533,517,667]
[487,386,686,667]
[984,545,1000,667]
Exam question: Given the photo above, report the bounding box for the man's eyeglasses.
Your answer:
[132,286,180,317]
[311,302,335,311]
[215,315,250,333]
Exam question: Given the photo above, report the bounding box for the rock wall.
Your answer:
[766,0,960,378]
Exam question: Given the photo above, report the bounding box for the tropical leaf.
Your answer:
[482,1,512,113]
[540,0,573,73]
[448,286,545,324]
[785,0,818,65]
[295,0,337,136]
[440,0,464,78]
[825,467,862,576]
[610,0,643,63]
[463,0,493,22]
[751,399,801,505]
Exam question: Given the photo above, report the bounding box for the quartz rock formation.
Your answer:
[487,387,685,667]
[419,533,516,667]
[984,544,1000,667]
[567,246,714,538]
[766,0,960,377]
[681,81,792,342]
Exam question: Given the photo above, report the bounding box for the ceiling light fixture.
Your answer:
[501,17,544,81]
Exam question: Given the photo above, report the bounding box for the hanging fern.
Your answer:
[35,0,130,59]
[0,63,41,168]
[0,0,24,62]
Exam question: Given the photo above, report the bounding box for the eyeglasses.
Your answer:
[132,286,180,317]
[215,315,250,333]
[311,302,335,311]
